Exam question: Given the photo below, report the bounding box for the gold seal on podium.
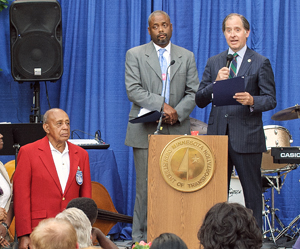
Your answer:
[159,136,215,192]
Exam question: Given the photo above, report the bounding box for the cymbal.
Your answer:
[271,104,300,121]
[190,117,207,135]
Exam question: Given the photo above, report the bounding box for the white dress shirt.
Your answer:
[49,142,70,193]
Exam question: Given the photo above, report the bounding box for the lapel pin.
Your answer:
[248,59,251,63]
[76,167,83,185]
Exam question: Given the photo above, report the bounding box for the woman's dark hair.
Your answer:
[151,233,188,249]
[198,202,262,249]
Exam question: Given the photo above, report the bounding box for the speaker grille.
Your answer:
[10,0,63,82]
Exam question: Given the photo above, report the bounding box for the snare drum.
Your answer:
[261,125,293,171]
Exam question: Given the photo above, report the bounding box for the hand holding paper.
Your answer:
[233,92,254,106]
[212,76,245,106]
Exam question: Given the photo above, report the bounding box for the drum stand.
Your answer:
[262,165,300,244]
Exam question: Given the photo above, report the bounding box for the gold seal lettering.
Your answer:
[160,136,215,192]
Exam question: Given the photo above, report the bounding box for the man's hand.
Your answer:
[162,103,178,125]
[233,92,254,106]
[19,235,31,249]
[215,67,230,81]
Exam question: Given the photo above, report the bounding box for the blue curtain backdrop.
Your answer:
[1,0,300,239]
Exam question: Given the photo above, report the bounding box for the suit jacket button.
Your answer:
[62,197,65,200]
[225,114,228,117]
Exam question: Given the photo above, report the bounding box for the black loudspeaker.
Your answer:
[9,0,63,82]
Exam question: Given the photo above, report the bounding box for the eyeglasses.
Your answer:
[0,187,3,197]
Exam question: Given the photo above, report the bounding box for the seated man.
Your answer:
[198,202,262,249]
[56,208,92,248]
[30,218,78,249]
[67,197,118,249]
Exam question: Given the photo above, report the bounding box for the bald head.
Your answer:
[42,108,70,152]
[43,108,68,124]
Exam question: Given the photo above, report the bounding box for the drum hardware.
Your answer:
[262,193,282,242]
[271,104,300,121]
[275,214,300,241]
[262,196,300,243]
[262,178,286,243]
[262,165,295,194]
[262,165,300,244]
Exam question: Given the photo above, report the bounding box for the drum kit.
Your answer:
[262,104,300,244]
[192,106,300,243]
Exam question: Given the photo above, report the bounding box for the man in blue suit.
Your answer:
[195,13,276,228]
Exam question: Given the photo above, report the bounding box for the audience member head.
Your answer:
[67,197,98,225]
[198,202,262,249]
[56,208,92,248]
[150,233,188,249]
[30,218,78,249]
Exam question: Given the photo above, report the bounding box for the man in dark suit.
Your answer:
[13,108,92,249]
[125,10,199,242]
[195,13,276,228]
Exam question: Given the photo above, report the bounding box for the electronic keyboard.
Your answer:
[68,139,110,149]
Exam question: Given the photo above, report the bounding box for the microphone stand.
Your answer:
[12,131,20,249]
[154,60,175,135]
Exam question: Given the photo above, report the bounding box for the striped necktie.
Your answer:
[229,53,238,79]
[159,48,170,104]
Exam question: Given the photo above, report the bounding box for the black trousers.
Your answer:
[227,137,263,229]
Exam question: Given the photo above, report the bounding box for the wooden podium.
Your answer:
[147,135,228,249]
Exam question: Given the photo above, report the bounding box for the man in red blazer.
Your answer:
[13,108,92,249]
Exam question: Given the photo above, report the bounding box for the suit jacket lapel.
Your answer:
[238,47,253,78]
[38,137,62,193]
[170,44,181,82]
[145,41,161,80]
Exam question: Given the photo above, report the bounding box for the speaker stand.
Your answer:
[30,81,43,123]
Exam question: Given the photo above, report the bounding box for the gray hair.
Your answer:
[43,108,64,124]
[56,208,92,248]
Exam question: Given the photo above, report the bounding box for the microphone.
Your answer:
[154,60,176,135]
[226,54,233,68]
[95,130,105,144]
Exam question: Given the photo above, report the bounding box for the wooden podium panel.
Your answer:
[147,135,228,249]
